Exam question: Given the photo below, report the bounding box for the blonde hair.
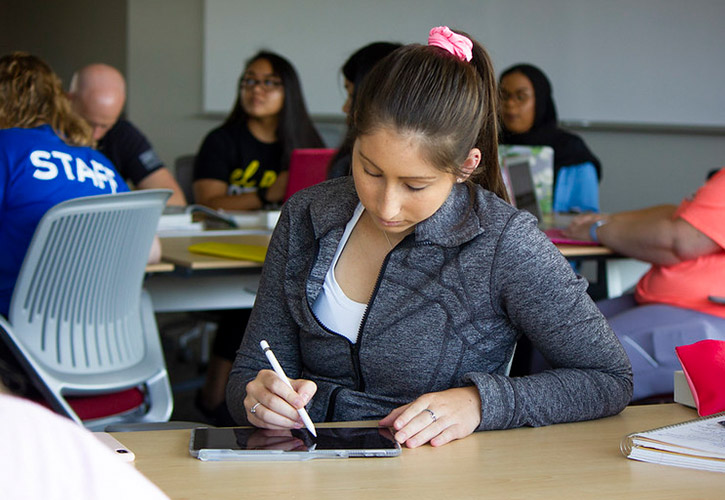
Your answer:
[0,52,93,146]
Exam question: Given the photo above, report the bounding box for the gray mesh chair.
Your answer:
[1,189,173,431]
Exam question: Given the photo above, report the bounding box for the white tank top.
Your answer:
[311,203,367,343]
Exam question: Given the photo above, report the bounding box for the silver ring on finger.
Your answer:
[423,408,437,423]
[250,402,262,414]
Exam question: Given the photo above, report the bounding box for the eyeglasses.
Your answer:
[240,78,283,91]
[500,90,533,104]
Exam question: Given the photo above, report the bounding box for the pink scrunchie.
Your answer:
[428,26,473,62]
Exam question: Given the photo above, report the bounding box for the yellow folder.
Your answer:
[187,242,267,262]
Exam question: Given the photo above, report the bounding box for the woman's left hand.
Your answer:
[378,386,481,448]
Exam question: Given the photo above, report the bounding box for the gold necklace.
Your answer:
[381,229,393,250]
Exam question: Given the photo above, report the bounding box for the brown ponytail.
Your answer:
[350,29,509,203]
[466,37,508,202]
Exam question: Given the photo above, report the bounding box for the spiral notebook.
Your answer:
[621,411,725,472]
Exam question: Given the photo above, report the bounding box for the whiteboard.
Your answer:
[203,0,725,127]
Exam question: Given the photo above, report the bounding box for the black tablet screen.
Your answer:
[193,426,398,452]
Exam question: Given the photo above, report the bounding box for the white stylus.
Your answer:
[259,340,317,437]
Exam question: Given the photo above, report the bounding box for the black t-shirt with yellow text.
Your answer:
[193,121,282,196]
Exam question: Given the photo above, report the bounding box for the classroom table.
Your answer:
[157,233,271,270]
[113,404,723,499]
[146,231,629,312]
[558,244,649,300]
[145,233,269,312]
[146,262,175,273]
[557,243,617,300]
[556,244,613,258]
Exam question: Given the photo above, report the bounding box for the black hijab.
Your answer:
[500,64,601,181]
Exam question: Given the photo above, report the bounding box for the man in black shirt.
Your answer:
[69,64,186,206]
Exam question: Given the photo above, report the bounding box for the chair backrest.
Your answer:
[5,189,173,430]
[174,154,196,204]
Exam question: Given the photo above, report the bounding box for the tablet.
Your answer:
[189,426,401,461]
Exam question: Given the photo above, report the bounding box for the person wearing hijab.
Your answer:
[499,63,601,213]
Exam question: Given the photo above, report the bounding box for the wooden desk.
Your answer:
[159,234,270,270]
[145,262,175,273]
[146,233,269,312]
[160,233,607,269]
[114,405,722,499]
[556,243,613,258]
[554,243,646,301]
[146,233,632,312]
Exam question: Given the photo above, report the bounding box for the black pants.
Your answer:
[211,308,253,362]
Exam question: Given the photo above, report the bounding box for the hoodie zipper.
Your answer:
[308,234,428,414]
[350,236,429,392]
[305,238,351,419]
[305,249,389,395]
[349,251,389,392]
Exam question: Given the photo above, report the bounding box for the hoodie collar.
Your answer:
[415,183,485,247]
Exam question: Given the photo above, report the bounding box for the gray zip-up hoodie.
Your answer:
[227,176,632,430]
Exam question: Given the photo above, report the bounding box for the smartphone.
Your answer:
[93,432,136,462]
[189,425,401,461]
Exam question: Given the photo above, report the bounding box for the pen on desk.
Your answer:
[259,340,317,437]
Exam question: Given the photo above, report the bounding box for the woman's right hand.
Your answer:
[244,369,317,430]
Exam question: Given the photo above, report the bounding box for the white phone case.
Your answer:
[93,432,136,462]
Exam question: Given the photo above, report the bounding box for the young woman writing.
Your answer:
[227,28,632,448]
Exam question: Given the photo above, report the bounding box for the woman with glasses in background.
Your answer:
[193,51,323,424]
[193,51,323,210]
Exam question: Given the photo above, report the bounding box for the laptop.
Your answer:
[283,148,337,202]
[502,154,542,220]
[502,146,578,225]
[501,148,593,244]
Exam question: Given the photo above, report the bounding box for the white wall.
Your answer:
[126,0,220,173]
[580,128,724,211]
[4,1,723,213]
[126,0,724,212]
[203,0,725,127]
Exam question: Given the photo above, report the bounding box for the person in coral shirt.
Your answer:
[565,168,725,400]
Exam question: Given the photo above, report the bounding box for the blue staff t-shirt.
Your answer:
[0,125,129,317]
